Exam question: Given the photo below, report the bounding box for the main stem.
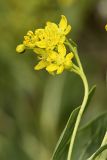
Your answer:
[67,71,89,160]
[67,40,89,160]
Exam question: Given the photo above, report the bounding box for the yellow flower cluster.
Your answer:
[16,15,74,74]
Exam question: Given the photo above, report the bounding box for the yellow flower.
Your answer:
[35,15,71,50]
[105,24,107,31]
[35,23,61,50]
[34,44,74,74]
[46,44,74,74]
[16,15,71,51]
[16,15,73,75]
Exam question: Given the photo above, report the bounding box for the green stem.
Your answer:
[67,70,89,160]
[67,40,89,160]
[65,39,83,72]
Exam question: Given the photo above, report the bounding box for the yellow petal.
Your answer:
[35,29,46,40]
[58,44,66,56]
[35,29,45,35]
[34,61,47,70]
[48,71,55,75]
[59,15,67,31]
[46,22,58,31]
[65,61,72,69]
[46,64,58,72]
[56,65,64,74]
[64,25,71,35]
[35,41,46,48]
[33,48,46,55]
[48,50,57,61]
[66,52,74,60]
[59,35,66,44]
[64,53,74,69]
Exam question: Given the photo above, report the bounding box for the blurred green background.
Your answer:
[0,0,107,159]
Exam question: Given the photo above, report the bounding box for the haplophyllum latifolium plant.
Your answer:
[16,16,107,160]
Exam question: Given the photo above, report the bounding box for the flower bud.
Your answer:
[16,44,25,53]
[105,24,107,31]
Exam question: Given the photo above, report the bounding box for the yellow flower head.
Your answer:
[16,15,74,75]
[105,24,107,31]
[34,44,74,74]
[16,15,71,51]
[35,15,71,50]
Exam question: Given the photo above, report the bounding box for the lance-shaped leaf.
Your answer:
[51,85,96,160]
[72,113,107,160]
[87,132,107,160]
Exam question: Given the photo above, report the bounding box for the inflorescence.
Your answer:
[16,15,74,74]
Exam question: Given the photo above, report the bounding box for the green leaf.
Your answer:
[87,144,107,160]
[87,132,107,160]
[51,85,96,160]
[72,113,107,160]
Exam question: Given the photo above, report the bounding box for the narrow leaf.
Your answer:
[51,85,96,160]
[88,132,107,160]
[87,144,107,160]
[72,113,107,160]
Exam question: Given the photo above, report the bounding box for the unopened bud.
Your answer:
[105,24,107,31]
[16,44,25,53]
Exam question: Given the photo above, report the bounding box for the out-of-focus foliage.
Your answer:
[0,0,107,160]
